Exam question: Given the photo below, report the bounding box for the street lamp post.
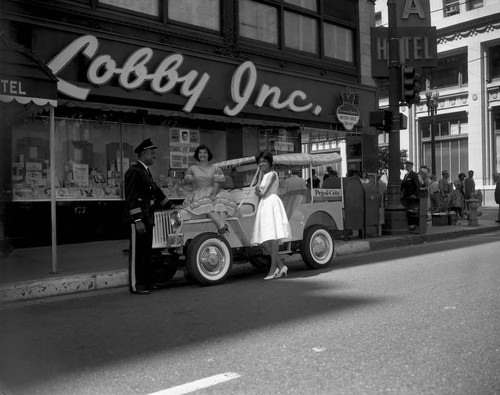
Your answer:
[382,0,409,235]
[425,80,439,175]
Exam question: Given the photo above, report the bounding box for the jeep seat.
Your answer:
[280,189,310,220]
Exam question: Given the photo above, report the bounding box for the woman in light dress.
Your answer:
[360,170,370,184]
[182,145,237,235]
[251,151,292,280]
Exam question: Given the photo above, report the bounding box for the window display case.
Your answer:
[9,117,205,202]
[11,117,132,201]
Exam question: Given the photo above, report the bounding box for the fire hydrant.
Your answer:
[466,198,482,226]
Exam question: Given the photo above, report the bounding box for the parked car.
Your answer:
[151,153,344,285]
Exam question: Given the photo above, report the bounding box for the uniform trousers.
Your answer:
[129,222,154,293]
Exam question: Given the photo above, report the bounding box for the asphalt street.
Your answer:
[1,233,499,395]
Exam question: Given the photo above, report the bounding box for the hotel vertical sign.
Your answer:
[371,0,437,77]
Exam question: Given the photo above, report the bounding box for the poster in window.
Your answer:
[25,162,43,187]
[170,128,199,148]
[72,163,89,187]
[170,152,185,169]
[189,130,199,145]
[12,163,24,183]
[170,128,180,144]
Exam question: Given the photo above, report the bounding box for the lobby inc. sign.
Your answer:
[47,35,327,118]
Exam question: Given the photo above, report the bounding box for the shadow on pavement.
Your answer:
[0,274,385,392]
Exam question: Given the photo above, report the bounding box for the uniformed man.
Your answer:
[125,138,173,295]
[400,160,420,205]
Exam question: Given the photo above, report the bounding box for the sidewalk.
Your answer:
[1,207,499,303]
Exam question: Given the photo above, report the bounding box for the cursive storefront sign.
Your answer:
[48,35,323,117]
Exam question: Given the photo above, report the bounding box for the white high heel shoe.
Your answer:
[276,266,288,278]
[264,268,279,280]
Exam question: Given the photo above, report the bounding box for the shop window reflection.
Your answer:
[11,117,50,200]
[54,119,123,200]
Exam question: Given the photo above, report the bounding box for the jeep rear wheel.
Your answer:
[186,233,233,285]
[300,225,335,269]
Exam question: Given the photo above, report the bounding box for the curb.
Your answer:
[367,225,500,251]
[1,225,498,303]
[0,270,128,303]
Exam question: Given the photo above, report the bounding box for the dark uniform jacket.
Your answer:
[464,177,475,200]
[125,162,172,226]
[401,170,420,198]
[495,180,500,205]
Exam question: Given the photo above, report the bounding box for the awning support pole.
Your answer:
[49,106,58,274]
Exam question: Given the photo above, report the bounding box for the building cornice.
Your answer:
[437,13,500,44]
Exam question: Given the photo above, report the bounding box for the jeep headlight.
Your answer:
[169,210,182,229]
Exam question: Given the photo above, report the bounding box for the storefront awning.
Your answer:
[58,100,301,128]
[0,33,58,107]
[214,152,342,168]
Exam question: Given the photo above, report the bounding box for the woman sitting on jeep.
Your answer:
[182,145,237,235]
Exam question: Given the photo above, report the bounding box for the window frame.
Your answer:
[428,52,468,89]
[166,0,222,33]
[96,0,163,21]
[95,0,224,34]
[443,0,460,17]
[466,0,483,11]
[237,0,357,65]
[489,44,500,82]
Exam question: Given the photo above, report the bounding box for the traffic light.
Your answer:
[369,110,408,131]
[402,65,421,106]
[369,110,392,130]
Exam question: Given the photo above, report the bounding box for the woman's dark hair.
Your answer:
[458,172,466,179]
[194,144,213,161]
[255,150,273,166]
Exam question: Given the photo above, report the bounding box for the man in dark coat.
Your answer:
[125,138,173,295]
[495,173,500,223]
[464,170,475,200]
[400,160,420,206]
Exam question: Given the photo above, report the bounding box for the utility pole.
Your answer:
[382,0,408,235]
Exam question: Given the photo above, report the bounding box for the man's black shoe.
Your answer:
[131,289,151,295]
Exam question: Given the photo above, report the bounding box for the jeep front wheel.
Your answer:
[300,225,335,269]
[186,233,233,285]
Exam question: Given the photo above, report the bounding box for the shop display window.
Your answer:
[10,117,182,201]
[10,117,50,201]
[54,118,124,200]
[8,116,246,202]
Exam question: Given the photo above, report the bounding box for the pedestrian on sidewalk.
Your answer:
[437,170,452,212]
[125,138,173,295]
[449,172,466,220]
[464,170,475,200]
[428,174,440,212]
[400,161,420,207]
[306,169,320,189]
[494,173,500,223]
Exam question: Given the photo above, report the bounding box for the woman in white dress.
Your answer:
[251,151,292,280]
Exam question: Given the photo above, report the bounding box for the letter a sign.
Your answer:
[397,0,431,27]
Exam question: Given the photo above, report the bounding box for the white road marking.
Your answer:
[148,372,241,395]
